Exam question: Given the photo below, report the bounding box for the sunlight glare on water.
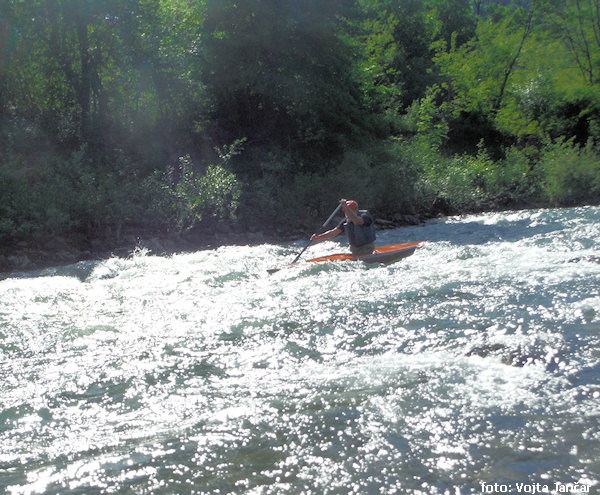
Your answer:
[1,206,600,494]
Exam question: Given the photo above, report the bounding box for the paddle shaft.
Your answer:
[291,203,343,264]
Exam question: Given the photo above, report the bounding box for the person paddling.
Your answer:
[310,199,376,255]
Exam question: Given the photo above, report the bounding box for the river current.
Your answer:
[1,206,599,495]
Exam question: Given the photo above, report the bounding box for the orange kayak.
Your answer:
[306,241,422,264]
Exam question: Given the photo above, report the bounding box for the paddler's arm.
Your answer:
[340,199,364,225]
[311,225,342,242]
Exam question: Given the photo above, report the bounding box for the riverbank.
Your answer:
[0,213,424,276]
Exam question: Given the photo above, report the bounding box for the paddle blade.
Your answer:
[267,261,298,274]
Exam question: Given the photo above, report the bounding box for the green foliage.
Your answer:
[539,0,600,85]
[413,86,450,151]
[242,140,433,231]
[0,147,140,244]
[434,0,600,151]
[3,0,600,257]
[0,158,33,244]
[540,139,600,206]
[410,139,546,213]
[201,0,372,170]
[143,155,242,234]
[435,5,535,114]
[356,0,476,119]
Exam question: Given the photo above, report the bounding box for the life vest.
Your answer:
[340,210,376,247]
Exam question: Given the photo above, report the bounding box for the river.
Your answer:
[1,206,599,495]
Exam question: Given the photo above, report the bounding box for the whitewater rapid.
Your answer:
[1,206,599,494]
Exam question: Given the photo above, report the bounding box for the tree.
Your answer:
[541,0,600,85]
[432,4,539,150]
[436,4,536,114]
[200,0,373,172]
[353,0,476,144]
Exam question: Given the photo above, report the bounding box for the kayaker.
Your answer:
[310,199,376,255]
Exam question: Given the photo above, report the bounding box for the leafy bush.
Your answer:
[0,157,34,244]
[241,141,434,230]
[413,139,545,214]
[142,155,242,234]
[0,147,143,245]
[1,147,243,248]
[540,139,600,206]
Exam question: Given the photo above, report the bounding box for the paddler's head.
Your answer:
[343,200,359,215]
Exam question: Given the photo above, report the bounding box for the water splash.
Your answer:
[1,207,599,494]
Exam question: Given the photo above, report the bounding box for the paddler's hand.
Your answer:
[310,233,319,241]
[341,198,354,216]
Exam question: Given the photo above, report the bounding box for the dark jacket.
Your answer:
[338,210,376,247]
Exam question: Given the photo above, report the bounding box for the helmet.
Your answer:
[345,200,358,211]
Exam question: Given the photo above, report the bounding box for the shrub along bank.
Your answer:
[2,135,599,273]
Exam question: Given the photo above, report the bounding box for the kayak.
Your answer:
[267,241,423,274]
[305,241,422,265]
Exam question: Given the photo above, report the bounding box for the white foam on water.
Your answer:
[2,206,599,494]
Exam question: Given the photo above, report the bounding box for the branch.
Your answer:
[493,10,533,112]
[575,0,594,83]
